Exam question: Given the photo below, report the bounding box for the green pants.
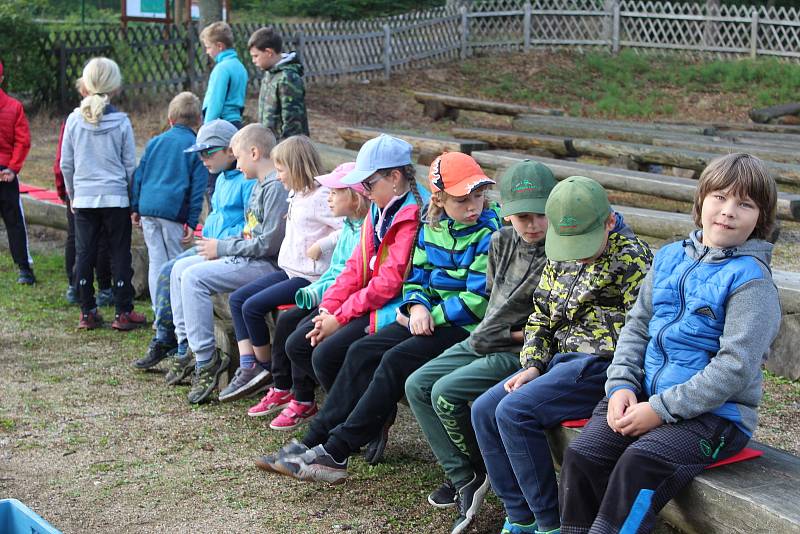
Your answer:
[405,339,521,487]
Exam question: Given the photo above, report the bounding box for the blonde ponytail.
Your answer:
[79,57,122,125]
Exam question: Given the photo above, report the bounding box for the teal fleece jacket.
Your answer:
[202,49,248,124]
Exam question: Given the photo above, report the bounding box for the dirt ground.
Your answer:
[3,49,799,533]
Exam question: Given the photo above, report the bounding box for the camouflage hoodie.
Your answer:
[257,52,309,140]
[520,228,653,373]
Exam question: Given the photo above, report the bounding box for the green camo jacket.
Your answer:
[520,230,653,372]
[257,52,309,140]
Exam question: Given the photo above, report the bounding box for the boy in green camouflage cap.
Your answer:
[405,160,557,534]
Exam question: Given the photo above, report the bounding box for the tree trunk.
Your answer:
[199,0,222,28]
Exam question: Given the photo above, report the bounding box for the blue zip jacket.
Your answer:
[130,125,208,229]
[606,231,781,436]
[202,168,255,240]
[202,49,248,124]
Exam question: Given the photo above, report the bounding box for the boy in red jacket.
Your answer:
[0,61,34,284]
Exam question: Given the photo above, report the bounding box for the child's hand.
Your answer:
[616,401,663,437]
[0,169,14,182]
[504,367,540,392]
[307,313,341,346]
[306,242,322,261]
[395,308,410,328]
[130,212,141,227]
[196,237,219,260]
[408,304,434,336]
[607,388,638,432]
[181,225,194,244]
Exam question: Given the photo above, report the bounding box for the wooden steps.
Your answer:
[413,91,564,121]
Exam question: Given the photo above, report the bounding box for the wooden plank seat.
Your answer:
[413,91,564,121]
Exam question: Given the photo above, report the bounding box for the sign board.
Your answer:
[121,0,228,23]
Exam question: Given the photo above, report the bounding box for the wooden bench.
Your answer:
[337,126,488,165]
[413,91,564,121]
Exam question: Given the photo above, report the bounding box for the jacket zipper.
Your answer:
[558,264,586,348]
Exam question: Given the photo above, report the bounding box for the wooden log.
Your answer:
[338,126,488,165]
[650,137,800,165]
[612,205,695,241]
[413,91,565,118]
[20,196,68,231]
[514,114,713,141]
[749,102,800,124]
[661,120,800,136]
[775,270,800,315]
[312,142,430,188]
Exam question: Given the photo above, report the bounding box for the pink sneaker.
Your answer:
[269,400,318,430]
[248,387,293,417]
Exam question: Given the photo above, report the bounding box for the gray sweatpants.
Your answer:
[170,254,278,363]
[141,216,185,310]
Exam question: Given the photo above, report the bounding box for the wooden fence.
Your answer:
[43,0,800,108]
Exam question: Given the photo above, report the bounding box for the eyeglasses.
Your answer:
[199,146,225,158]
[363,173,385,193]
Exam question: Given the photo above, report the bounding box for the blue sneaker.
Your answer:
[66,285,79,305]
[501,518,538,534]
[96,288,114,307]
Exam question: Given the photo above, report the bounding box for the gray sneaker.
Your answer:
[187,350,230,404]
[165,351,195,386]
[275,445,349,485]
[218,365,272,403]
[254,439,309,473]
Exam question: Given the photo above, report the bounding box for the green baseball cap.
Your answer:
[545,176,611,262]
[498,160,557,217]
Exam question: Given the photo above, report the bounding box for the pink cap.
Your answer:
[314,162,368,196]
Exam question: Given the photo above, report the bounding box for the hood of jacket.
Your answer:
[685,229,773,267]
[271,52,304,77]
[75,106,128,134]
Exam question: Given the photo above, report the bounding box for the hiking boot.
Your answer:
[96,288,114,307]
[275,445,349,485]
[451,472,490,534]
[187,350,230,404]
[363,405,396,465]
[111,310,147,331]
[255,439,309,473]
[428,479,457,508]
[17,267,36,285]
[269,400,318,431]
[77,309,103,330]
[500,518,538,534]
[218,365,272,403]
[133,338,178,370]
[65,285,79,305]
[247,387,294,417]
[165,351,195,386]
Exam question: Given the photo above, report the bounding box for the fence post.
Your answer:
[296,31,306,67]
[523,2,531,52]
[185,22,197,92]
[612,0,621,55]
[57,41,67,113]
[460,6,469,59]
[750,8,759,59]
[383,24,391,80]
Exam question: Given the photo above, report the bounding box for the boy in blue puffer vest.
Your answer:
[559,153,781,534]
[131,92,208,313]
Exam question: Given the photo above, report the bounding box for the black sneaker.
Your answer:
[428,479,457,508]
[363,405,397,465]
[165,351,195,386]
[133,339,178,370]
[187,350,230,404]
[254,439,309,473]
[17,267,35,285]
[451,472,490,534]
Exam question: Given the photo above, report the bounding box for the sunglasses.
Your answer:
[363,173,385,193]
[199,146,225,158]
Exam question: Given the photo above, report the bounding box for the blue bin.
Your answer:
[0,499,61,534]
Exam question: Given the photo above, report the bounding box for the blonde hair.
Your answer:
[340,188,370,220]
[231,123,276,157]
[200,21,234,48]
[271,135,322,194]
[80,57,122,125]
[693,153,777,241]
[427,187,491,229]
[167,92,202,127]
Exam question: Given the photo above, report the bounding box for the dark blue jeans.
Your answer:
[471,352,611,531]
[228,271,310,346]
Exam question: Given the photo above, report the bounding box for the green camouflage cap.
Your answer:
[498,160,557,217]
[544,176,610,261]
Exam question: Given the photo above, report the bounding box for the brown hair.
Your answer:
[427,187,491,229]
[200,21,234,48]
[693,153,777,241]
[271,135,322,194]
[248,27,283,53]
[338,188,370,220]
[167,91,201,127]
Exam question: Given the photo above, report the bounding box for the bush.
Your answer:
[0,1,48,98]
[248,0,445,20]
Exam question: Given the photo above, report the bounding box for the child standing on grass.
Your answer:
[220,134,340,405]
[559,154,781,534]
[60,57,146,331]
[246,162,370,429]
[200,21,247,128]
[0,60,34,285]
[266,152,500,485]
[130,92,208,313]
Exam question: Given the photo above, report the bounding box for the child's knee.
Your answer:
[471,389,500,428]
[404,369,430,406]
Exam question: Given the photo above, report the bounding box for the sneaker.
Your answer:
[500,518,538,534]
[17,267,36,285]
[111,310,147,331]
[187,350,230,404]
[269,400,318,430]
[133,339,178,370]
[363,405,397,465]
[428,479,457,508]
[247,387,294,417]
[65,285,79,305]
[165,351,195,386]
[254,439,309,473]
[451,472,490,534]
[77,309,103,330]
[275,445,349,485]
[96,288,114,307]
[218,365,272,402]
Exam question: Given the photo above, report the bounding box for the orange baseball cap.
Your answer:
[429,152,495,197]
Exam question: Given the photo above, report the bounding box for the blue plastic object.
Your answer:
[0,499,61,534]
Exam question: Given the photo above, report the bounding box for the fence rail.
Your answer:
[40,0,800,109]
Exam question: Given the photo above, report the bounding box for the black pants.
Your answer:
[560,398,749,534]
[306,322,469,459]
[0,176,31,270]
[271,305,315,396]
[65,197,111,289]
[285,313,370,403]
[74,207,134,314]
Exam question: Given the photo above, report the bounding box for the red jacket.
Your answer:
[320,193,421,334]
[0,89,31,174]
[53,121,67,199]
